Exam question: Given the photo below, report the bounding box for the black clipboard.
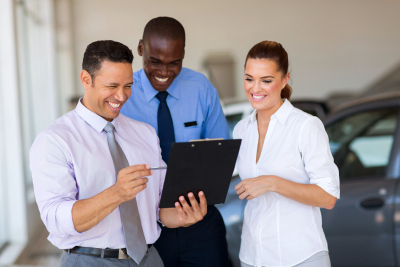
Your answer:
[159,139,241,208]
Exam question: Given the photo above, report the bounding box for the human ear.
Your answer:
[282,73,290,89]
[137,40,144,56]
[80,70,92,90]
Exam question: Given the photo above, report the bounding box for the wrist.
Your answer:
[269,175,282,193]
[108,185,125,206]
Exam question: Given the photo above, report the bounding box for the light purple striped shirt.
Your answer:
[30,100,166,249]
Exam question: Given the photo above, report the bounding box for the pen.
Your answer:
[150,166,168,170]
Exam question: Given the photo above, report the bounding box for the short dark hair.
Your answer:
[245,40,292,100]
[142,17,185,44]
[82,40,134,81]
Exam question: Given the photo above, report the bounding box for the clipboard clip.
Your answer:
[189,138,224,142]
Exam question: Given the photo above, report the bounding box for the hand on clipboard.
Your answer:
[174,191,208,227]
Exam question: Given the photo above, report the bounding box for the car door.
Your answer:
[321,108,400,266]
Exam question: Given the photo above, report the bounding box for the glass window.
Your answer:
[14,0,60,187]
[225,113,243,139]
[326,109,398,180]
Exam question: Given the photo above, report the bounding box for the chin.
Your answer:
[152,83,171,92]
[249,100,271,111]
[102,111,119,121]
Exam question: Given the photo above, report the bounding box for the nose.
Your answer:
[114,87,126,102]
[159,64,168,77]
[252,81,263,93]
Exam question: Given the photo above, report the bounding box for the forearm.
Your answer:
[159,208,181,228]
[272,177,337,209]
[72,185,123,232]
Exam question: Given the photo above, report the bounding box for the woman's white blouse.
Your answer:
[233,100,340,267]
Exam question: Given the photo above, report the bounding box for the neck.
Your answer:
[256,98,284,124]
[82,95,113,122]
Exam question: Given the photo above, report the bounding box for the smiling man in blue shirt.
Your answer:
[121,17,230,267]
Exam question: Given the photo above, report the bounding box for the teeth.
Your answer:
[108,102,120,108]
[155,76,169,82]
[253,95,266,99]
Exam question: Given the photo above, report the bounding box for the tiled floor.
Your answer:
[13,229,61,267]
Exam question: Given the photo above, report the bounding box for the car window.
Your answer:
[225,113,243,139]
[326,109,398,180]
[292,102,328,119]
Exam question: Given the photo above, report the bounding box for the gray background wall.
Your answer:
[71,0,400,100]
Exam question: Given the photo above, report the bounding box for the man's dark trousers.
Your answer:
[154,205,229,267]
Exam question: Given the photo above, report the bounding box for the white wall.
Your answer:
[71,0,400,100]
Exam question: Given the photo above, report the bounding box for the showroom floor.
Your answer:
[13,229,61,267]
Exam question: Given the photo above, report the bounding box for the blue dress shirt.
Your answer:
[121,68,230,143]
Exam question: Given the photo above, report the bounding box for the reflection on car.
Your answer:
[218,93,400,267]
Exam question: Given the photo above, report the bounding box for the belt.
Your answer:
[64,245,152,260]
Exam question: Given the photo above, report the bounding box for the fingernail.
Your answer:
[180,196,184,201]
[146,164,150,169]
[189,193,193,197]
[199,191,204,196]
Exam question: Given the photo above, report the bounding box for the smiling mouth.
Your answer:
[154,76,169,83]
[106,101,121,109]
[251,94,267,100]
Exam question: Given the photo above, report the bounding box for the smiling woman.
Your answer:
[234,41,339,267]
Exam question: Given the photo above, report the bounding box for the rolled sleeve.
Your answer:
[299,117,340,199]
[30,132,82,237]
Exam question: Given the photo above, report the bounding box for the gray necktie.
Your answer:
[103,122,147,264]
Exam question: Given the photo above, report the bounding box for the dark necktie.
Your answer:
[156,91,175,164]
[103,123,147,264]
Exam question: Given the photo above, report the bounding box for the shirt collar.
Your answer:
[140,69,180,102]
[249,99,294,125]
[75,98,120,133]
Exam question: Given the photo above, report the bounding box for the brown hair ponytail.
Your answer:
[245,41,292,100]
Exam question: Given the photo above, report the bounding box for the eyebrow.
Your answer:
[105,82,133,86]
[149,56,161,62]
[169,59,182,64]
[245,74,275,79]
[149,56,181,64]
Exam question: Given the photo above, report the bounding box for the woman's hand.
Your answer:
[235,175,337,209]
[235,175,280,200]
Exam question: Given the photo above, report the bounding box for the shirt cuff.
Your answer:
[157,206,166,227]
[56,200,83,236]
[315,182,340,199]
